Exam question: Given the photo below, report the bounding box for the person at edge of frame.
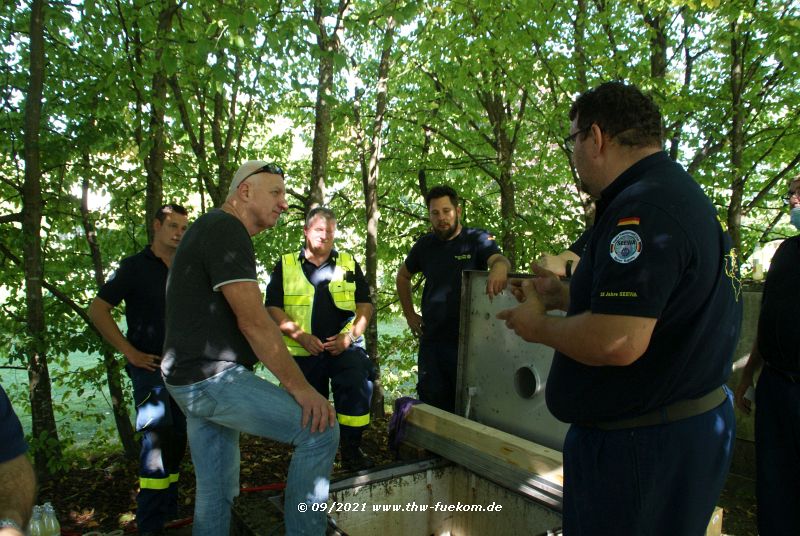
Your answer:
[0,383,37,536]
[735,174,800,536]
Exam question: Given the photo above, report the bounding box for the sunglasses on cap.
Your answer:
[241,163,284,182]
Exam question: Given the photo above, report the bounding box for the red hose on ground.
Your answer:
[58,481,288,535]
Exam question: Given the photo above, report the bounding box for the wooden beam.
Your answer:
[403,404,564,509]
[406,403,564,481]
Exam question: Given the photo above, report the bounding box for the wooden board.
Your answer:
[405,403,564,481]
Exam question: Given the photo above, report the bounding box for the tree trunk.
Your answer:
[80,165,138,459]
[727,22,746,259]
[478,87,520,268]
[572,0,588,90]
[362,15,396,418]
[309,1,338,209]
[23,0,61,480]
[145,0,178,236]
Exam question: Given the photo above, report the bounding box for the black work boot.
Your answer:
[340,443,374,471]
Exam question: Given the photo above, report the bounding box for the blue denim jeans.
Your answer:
[166,365,339,536]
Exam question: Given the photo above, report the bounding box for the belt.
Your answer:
[583,386,728,431]
[766,363,800,384]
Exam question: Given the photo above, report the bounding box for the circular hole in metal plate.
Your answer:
[514,366,540,399]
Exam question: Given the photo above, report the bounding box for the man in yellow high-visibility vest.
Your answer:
[266,207,376,471]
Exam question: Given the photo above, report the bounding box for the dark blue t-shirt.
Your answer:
[546,152,742,423]
[265,249,372,342]
[97,246,168,356]
[404,227,501,342]
[757,235,800,373]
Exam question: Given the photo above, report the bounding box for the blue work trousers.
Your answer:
[562,391,735,536]
[294,346,374,442]
[128,365,187,533]
[755,365,800,536]
[417,339,458,413]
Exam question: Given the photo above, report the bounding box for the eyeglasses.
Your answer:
[782,190,800,205]
[241,163,284,183]
[563,126,591,153]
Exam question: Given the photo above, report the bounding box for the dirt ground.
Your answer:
[41,416,757,535]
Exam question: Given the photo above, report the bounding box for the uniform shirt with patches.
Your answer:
[404,227,500,342]
[546,151,742,423]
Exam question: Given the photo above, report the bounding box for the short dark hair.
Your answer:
[305,206,336,227]
[425,185,459,209]
[569,82,663,148]
[154,203,188,223]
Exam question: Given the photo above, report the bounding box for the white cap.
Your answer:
[228,160,284,197]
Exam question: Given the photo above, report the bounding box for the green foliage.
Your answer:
[377,330,419,403]
[1,0,799,464]
[28,429,73,475]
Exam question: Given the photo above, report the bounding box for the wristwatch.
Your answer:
[0,519,22,532]
[565,259,574,278]
[347,332,357,345]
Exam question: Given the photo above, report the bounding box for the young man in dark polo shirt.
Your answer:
[88,204,189,536]
[499,82,741,535]
[396,185,510,413]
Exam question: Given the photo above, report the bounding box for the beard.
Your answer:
[433,220,459,240]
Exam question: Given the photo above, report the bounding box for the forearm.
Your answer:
[488,254,511,272]
[347,303,374,338]
[395,273,417,318]
[239,316,311,394]
[741,340,764,381]
[267,306,306,341]
[0,454,36,532]
[88,299,138,358]
[526,311,654,366]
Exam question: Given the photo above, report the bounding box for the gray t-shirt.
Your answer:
[162,209,259,385]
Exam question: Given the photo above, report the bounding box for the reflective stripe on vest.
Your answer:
[282,252,357,356]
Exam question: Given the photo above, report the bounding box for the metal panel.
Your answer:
[456,270,570,451]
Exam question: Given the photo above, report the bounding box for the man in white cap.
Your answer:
[162,161,338,536]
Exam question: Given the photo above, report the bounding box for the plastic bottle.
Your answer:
[27,505,44,536]
[42,502,60,536]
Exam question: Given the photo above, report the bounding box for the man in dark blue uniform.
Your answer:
[396,185,510,413]
[735,175,800,535]
[266,207,375,470]
[499,82,741,535]
[0,383,36,536]
[89,204,189,536]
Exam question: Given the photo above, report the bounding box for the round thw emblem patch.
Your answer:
[609,230,642,263]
